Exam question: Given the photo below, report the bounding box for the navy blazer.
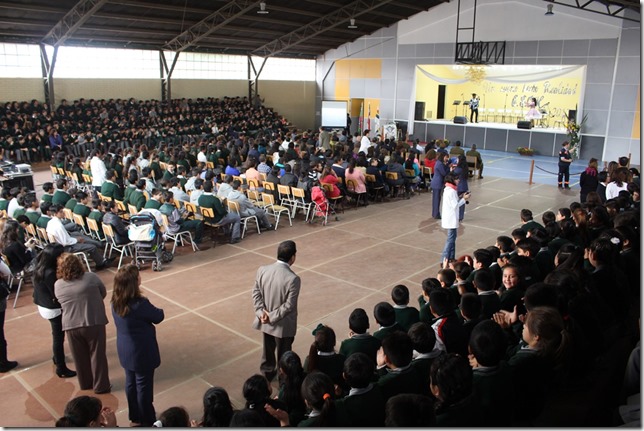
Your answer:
[112,298,164,372]
[430,161,449,189]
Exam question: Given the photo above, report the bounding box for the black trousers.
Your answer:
[260,332,294,378]
[0,308,7,363]
[49,314,67,369]
[470,108,478,122]
[558,164,570,186]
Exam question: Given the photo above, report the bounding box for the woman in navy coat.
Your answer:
[111,264,164,427]
[430,152,450,219]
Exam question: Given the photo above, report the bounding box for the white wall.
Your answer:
[398,0,622,45]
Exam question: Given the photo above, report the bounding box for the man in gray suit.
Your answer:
[252,240,300,381]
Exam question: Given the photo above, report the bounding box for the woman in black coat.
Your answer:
[32,243,76,377]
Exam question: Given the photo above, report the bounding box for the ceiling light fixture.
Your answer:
[545,4,554,16]
[257,2,269,14]
[348,18,358,29]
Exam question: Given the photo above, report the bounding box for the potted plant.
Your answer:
[517,147,535,156]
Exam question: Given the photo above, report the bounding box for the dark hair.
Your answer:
[472,248,493,267]
[242,374,271,409]
[158,406,190,427]
[511,228,527,241]
[430,353,472,410]
[381,331,413,368]
[516,237,540,257]
[523,282,558,311]
[391,284,410,305]
[588,237,616,265]
[525,306,571,366]
[348,308,369,334]
[278,351,306,417]
[520,208,533,222]
[421,277,441,296]
[111,265,141,317]
[33,243,65,285]
[451,261,472,281]
[307,325,336,373]
[55,396,102,427]
[201,387,234,427]
[373,302,396,326]
[496,235,515,253]
[300,371,337,426]
[408,322,436,354]
[342,352,374,388]
[277,240,297,262]
[438,268,456,287]
[429,289,453,317]
[459,293,481,320]
[469,320,506,367]
[385,394,435,427]
[542,210,556,226]
[229,409,265,427]
[473,267,494,292]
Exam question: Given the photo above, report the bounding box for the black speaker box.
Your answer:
[454,116,468,124]
[415,101,426,121]
[517,120,532,129]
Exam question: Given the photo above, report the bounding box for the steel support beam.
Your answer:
[41,0,108,47]
[39,44,58,108]
[251,0,398,58]
[248,55,267,101]
[163,1,261,53]
[160,51,180,102]
[543,0,639,21]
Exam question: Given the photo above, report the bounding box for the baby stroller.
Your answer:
[309,185,339,225]
[128,213,173,271]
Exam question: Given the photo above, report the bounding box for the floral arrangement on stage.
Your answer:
[517,146,535,156]
[565,113,588,159]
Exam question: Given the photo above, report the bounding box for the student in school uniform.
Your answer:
[100,169,123,201]
[129,180,148,212]
[391,285,420,331]
[498,264,526,313]
[431,353,483,426]
[469,320,516,427]
[459,293,482,343]
[429,289,468,357]
[336,353,386,427]
[372,302,403,342]
[338,308,381,364]
[474,268,501,320]
[143,188,163,210]
[72,191,92,219]
[376,331,424,402]
[303,325,346,391]
[418,278,441,324]
[408,322,443,396]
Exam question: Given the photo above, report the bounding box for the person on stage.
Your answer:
[469,94,480,123]
[524,97,542,123]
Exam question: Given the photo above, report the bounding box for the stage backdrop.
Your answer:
[410,64,586,129]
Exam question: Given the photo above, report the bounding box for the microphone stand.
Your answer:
[462,93,466,117]
[503,94,508,123]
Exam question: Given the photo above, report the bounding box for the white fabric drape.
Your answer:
[416,65,584,84]
[407,66,418,135]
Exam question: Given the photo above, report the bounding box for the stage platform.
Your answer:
[411,119,604,159]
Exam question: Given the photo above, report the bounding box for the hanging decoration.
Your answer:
[465,65,487,83]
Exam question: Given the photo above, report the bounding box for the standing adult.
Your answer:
[111,265,164,427]
[319,127,331,152]
[359,129,372,154]
[468,94,480,123]
[440,174,470,263]
[346,113,352,135]
[430,152,450,219]
[557,141,573,189]
[32,243,76,378]
[90,150,107,195]
[252,240,301,382]
[579,158,599,203]
[0,250,17,373]
[54,253,111,394]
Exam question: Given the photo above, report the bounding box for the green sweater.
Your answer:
[373,322,403,342]
[336,384,385,427]
[338,334,381,364]
[73,203,91,218]
[144,199,162,210]
[129,190,147,211]
[198,193,226,223]
[101,181,123,200]
[64,198,78,210]
[52,190,71,206]
[394,305,420,331]
[37,216,51,229]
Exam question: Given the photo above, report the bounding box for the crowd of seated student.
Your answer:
[52,164,638,427]
[0,96,292,162]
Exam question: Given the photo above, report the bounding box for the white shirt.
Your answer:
[359,135,371,154]
[606,181,628,200]
[90,156,107,187]
[190,189,204,206]
[170,186,190,203]
[46,216,77,246]
[197,151,207,163]
[7,198,22,218]
[138,158,150,170]
[440,185,466,229]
